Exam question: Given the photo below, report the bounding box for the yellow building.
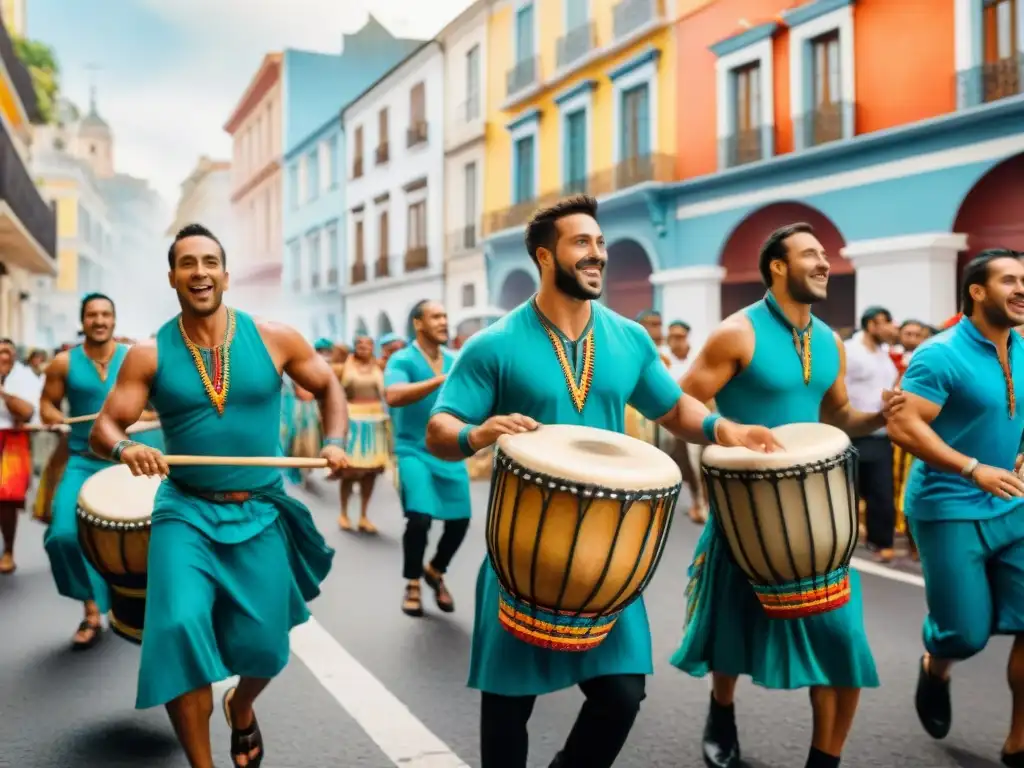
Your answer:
[0,0,25,37]
[481,0,677,318]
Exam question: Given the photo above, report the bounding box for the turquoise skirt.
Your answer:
[670,520,879,690]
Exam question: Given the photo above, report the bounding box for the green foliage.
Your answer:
[12,36,59,124]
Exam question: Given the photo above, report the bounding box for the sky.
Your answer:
[27,0,473,207]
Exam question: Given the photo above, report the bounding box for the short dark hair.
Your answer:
[859,305,891,331]
[410,299,431,322]
[961,248,1022,316]
[900,319,924,330]
[669,320,691,332]
[524,194,598,267]
[168,223,226,269]
[80,292,114,321]
[758,222,815,286]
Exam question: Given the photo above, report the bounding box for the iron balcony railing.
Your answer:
[612,0,663,40]
[721,127,768,168]
[796,101,853,149]
[956,53,1023,109]
[556,21,596,69]
[506,56,538,98]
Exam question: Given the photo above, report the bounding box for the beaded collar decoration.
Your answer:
[532,301,595,412]
[178,309,236,415]
[1000,344,1016,419]
[765,293,812,385]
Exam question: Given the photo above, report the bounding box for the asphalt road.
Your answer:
[0,473,1013,768]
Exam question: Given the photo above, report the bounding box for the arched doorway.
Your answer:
[377,311,393,338]
[953,152,1024,297]
[355,317,370,338]
[605,239,654,318]
[499,269,536,310]
[719,202,855,333]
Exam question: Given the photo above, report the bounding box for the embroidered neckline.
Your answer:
[964,319,1017,419]
[414,342,445,376]
[764,292,812,385]
[531,299,595,412]
[178,309,236,415]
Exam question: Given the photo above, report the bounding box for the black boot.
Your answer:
[805,746,840,768]
[702,693,740,768]
[914,655,952,739]
[1002,749,1024,767]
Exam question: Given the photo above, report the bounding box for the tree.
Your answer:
[12,36,59,124]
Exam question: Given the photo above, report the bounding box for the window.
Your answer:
[353,126,364,178]
[327,135,339,188]
[288,162,299,209]
[326,222,339,283]
[620,84,650,160]
[407,200,427,250]
[306,148,320,201]
[464,162,478,242]
[378,210,389,260]
[982,0,1020,101]
[811,32,840,107]
[377,108,389,164]
[566,0,587,30]
[466,45,481,120]
[289,239,302,290]
[319,139,332,193]
[297,155,307,206]
[461,283,476,308]
[307,230,321,287]
[355,218,365,263]
[731,62,762,165]
[410,83,426,124]
[564,109,587,192]
[515,3,535,61]
[513,135,535,203]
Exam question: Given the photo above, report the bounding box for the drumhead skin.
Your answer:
[702,422,850,470]
[78,463,161,523]
[497,424,682,492]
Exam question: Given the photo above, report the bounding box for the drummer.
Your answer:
[425,194,777,768]
[39,292,136,648]
[0,338,38,576]
[384,299,469,617]
[671,222,889,768]
[90,223,347,768]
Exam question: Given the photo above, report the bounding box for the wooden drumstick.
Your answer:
[162,455,329,468]
[63,413,99,424]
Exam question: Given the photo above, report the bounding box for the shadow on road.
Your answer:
[58,721,179,765]
[943,744,1003,767]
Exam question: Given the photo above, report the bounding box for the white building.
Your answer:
[341,41,445,341]
[440,0,492,341]
[167,156,235,254]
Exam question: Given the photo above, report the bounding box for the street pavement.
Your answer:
[0,473,1014,768]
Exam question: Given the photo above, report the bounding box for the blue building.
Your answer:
[282,16,423,342]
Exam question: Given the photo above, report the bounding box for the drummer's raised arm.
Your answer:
[820,332,886,437]
[90,341,157,459]
[427,333,502,461]
[39,351,69,426]
[679,317,752,406]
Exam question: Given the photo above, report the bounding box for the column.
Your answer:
[650,264,727,351]
[841,233,964,325]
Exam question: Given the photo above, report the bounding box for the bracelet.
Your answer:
[323,436,346,449]
[458,425,477,458]
[960,457,979,480]
[702,413,722,444]
[111,439,136,462]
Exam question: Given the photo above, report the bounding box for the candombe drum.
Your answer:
[33,430,69,525]
[701,422,859,619]
[76,463,162,643]
[486,424,681,651]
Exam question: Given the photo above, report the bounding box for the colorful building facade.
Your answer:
[661,0,1024,343]
[482,0,680,319]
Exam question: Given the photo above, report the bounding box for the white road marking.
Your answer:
[850,555,925,588]
[290,617,470,767]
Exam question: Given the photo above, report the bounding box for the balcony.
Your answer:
[721,128,766,168]
[351,261,367,285]
[404,246,428,272]
[447,224,479,255]
[506,56,539,99]
[0,119,56,273]
[375,142,389,165]
[797,101,851,149]
[0,20,40,123]
[375,256,390,278]
[406,120,428,148]
[956,53,1023,109]
[612,0,663,41]
[352,156,364,179]
[459,96,481,123]
[557,22,597,70]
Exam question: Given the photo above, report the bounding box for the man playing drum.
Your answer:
[40,293,132,649]
[89,223,348,768]
[671,222,886,768]
[425,194,779,768]
[384,299,470,617]
[888,251,1024,766]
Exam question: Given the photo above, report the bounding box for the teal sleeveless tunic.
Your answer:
[670,295,879,690]
[135,309,335,710]
[43,344,130,611]
[432,300,683,696]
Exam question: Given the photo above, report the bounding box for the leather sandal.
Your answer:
[223,686,264,767]
[71,619,102,651]
[423,567,455,613]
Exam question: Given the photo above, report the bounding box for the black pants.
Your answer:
[402,511,469,580]
[480,674,645,768]
[853,436,896,549]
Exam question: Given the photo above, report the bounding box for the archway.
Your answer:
[605,239,654,318]
[498,269,536,310]
[953,152,1024,297]
[354,317,370,338]
[377,311,393,338]
[719,202,855,333]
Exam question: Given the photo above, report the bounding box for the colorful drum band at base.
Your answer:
[33,433,69,524]
[0,429,32,504]
[346,401,390,470]
[702,422,859,620]
[496,583,617,652]
[485,424,681,652]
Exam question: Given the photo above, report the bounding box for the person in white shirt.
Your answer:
[844,306,900,561]
[0,338,39,574]
[662,320,707,522]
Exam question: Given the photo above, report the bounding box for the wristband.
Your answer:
[323,436,347,449]
[702,413,722,444]
[111,439,136,462]
[960,457,979,480]
[458,425,477,457]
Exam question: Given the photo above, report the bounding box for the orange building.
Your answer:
[658,0,1024,343]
